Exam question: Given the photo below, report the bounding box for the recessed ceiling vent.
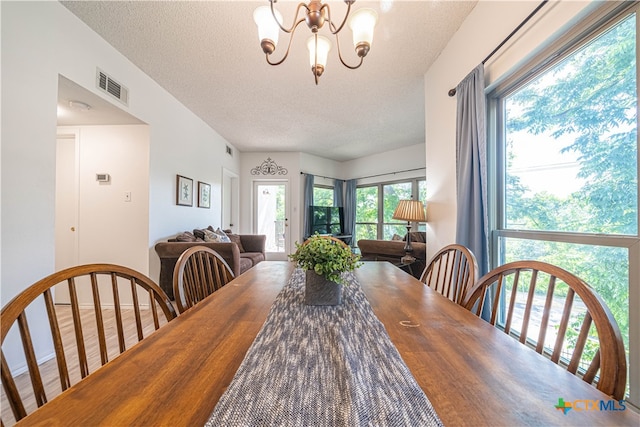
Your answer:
[96,68,129,105]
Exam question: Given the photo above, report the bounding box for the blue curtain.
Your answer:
[344,179,357,246]
[303,174,314,238]
[455,64,489,278]
[333,179,344,207]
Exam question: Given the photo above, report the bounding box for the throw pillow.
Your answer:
[225,232,245,253]
[391,234,403,241]
[409,231,427,243]
[175,231,197,242]
[193,229,206,240]
[203,229,224,243]
[214,227,232,243]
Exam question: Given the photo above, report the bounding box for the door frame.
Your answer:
[252,179,290,260]
[55,131,80,303]
[222,168,239,232]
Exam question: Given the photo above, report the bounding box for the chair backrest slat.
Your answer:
[1,352,26,420]
[43,289,70,391]
[1,263,177,424]
[519,271,539,344]
[149,288,161,330]
[173,246,235,314]
[552,289,575,364]
[110,273,126,353]
[68,277,89,378]
[17,312,46,407]
[568,311,593,374]
[504,272,519,335]
[420,244,478,307]
[535,277,556,354]
[129,279,144,341]
[463,260,627,400]
[90,272,109,365]
[583,349,601,384]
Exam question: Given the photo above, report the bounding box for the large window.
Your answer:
[355,178,426,244]
[489,5,638,402]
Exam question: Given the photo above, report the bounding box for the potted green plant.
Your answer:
[289,235,362,305]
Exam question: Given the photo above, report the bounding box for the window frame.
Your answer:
[355,178,426,242]
[487,2,639,405]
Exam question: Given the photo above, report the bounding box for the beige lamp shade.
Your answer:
[392,200,427,222]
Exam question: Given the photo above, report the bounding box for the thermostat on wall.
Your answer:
[96,173,110,182]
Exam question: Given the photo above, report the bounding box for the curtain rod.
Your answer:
[300,167,426,182]
[448,0,549,97]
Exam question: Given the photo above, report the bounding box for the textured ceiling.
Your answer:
[61,1,477,161]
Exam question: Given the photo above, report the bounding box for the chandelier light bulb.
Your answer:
[348,8,378,57]
[308,35,331,68]
[254,6,282,54]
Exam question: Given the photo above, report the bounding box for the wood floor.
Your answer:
[1,303,175,426]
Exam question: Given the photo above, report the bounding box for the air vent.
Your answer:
[96,68,129,105]
[226,145,233,156]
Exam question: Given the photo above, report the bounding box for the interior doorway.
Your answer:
[253,181,290,260]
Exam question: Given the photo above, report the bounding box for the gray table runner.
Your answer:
[205,268,443,427]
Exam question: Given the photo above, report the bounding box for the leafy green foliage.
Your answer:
[289,235,362,284]
[356,186,378,223]
[506,15,637,235]
[313,187,334,207]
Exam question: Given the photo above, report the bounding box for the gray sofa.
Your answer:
[154,229,266,299]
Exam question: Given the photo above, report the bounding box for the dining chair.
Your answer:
[462,260,626,400]
[1,263,177,424]
[419,244,478,306]
[173,246,235,314]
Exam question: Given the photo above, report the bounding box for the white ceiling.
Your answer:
[59,0,477,161]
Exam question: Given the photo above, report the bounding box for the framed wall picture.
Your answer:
[176,175,193,206]
[198,181,211,208]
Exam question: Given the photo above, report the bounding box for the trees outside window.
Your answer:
[355,179,426,243]
[313,186,333,207]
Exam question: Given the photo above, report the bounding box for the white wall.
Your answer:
[58,125,150,271]
[1,1,239,371]
[424,0,592,259]
[343,143,426,184]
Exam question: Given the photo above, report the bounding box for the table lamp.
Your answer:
[392,199,427,264]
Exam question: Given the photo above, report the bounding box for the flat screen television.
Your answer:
[309,205,344,236]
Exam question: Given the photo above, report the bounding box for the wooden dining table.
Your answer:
[17,261,639,426]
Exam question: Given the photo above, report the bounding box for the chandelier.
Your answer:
[253,0,378,85]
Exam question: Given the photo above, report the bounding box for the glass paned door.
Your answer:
[254,181,289,259]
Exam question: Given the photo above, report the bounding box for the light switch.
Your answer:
[124,191,132,202]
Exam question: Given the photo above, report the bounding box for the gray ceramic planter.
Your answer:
[305,270,342,306]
